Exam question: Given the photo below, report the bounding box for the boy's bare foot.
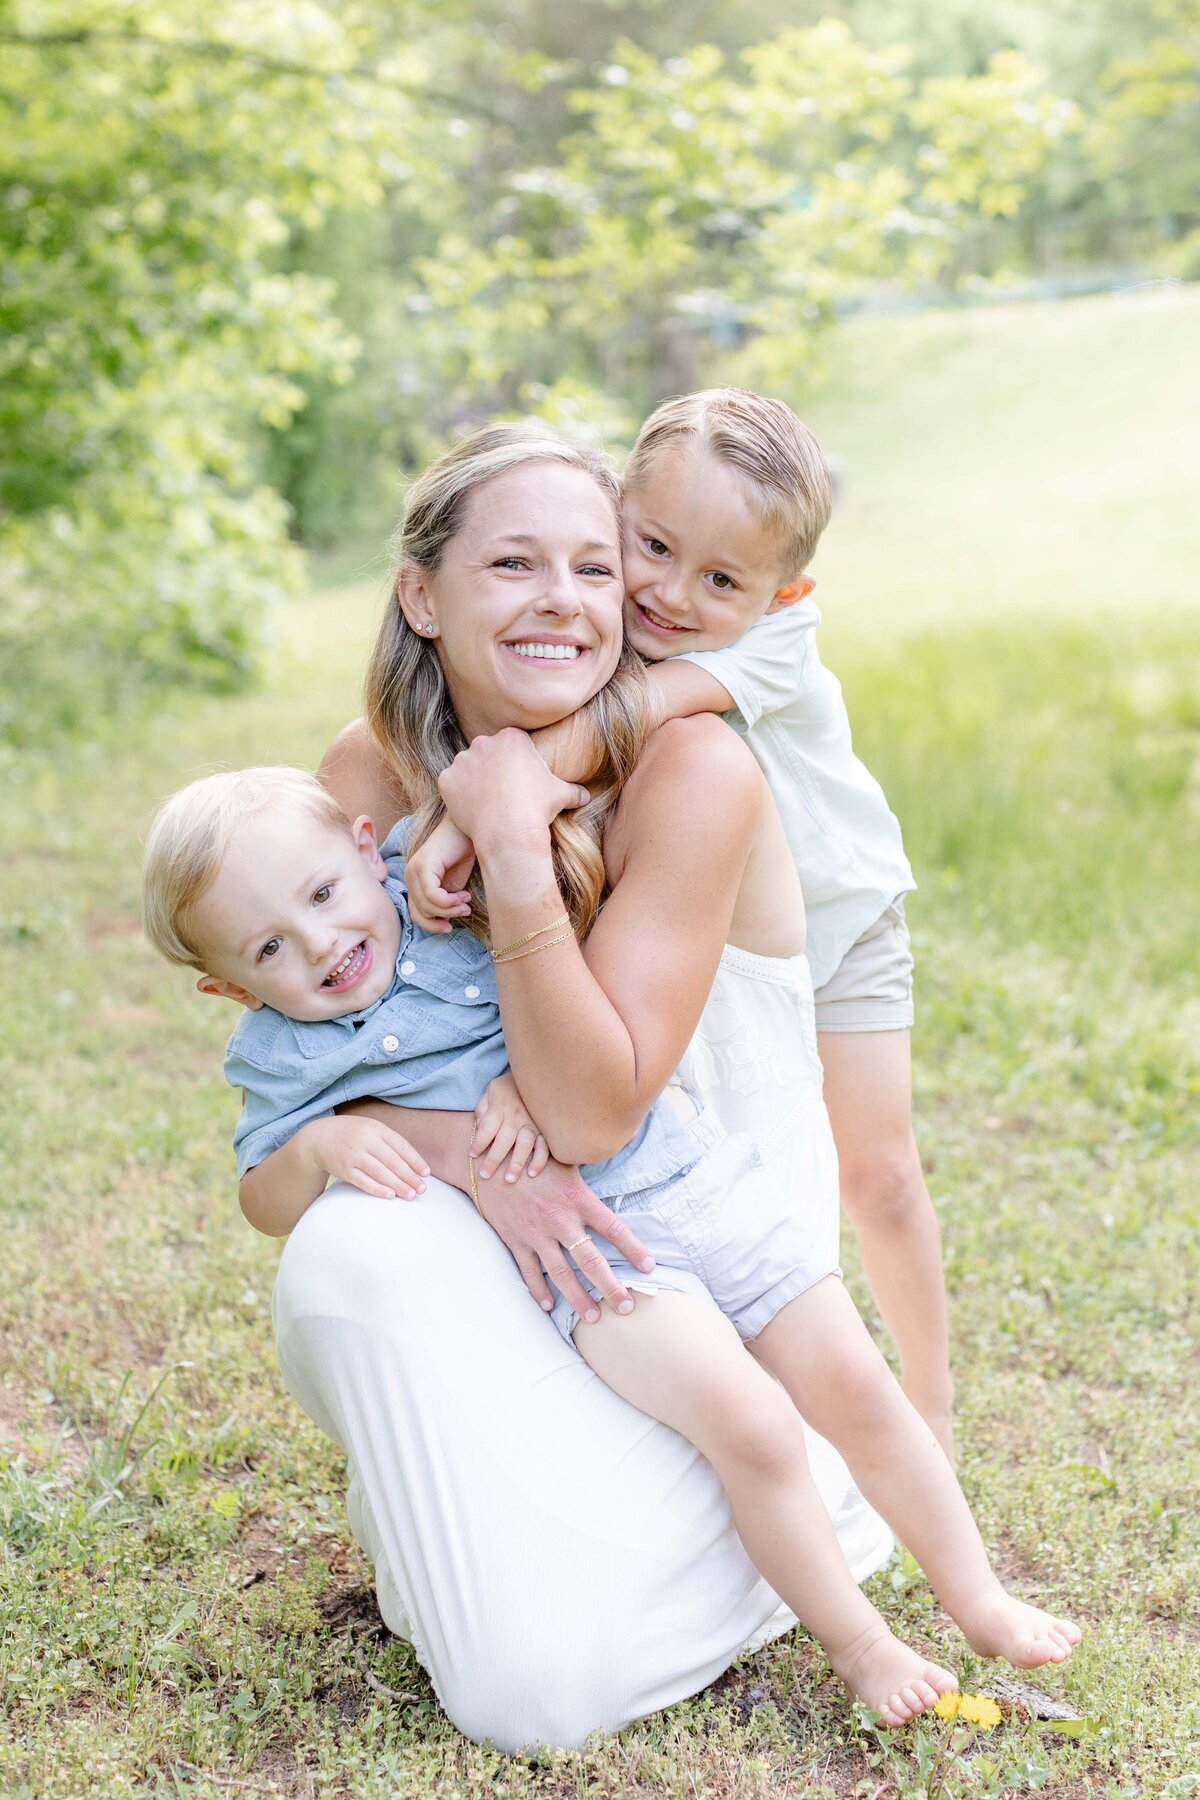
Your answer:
[831,1621,958,1727]
[958,1591,1081,1668]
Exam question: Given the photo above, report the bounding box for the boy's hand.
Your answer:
[470,1071,550,1183]
[406,818,476,933]
[302,1116,430,1200]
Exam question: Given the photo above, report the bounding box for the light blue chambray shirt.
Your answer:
[226,823,714,1198]
[677,600,915,990]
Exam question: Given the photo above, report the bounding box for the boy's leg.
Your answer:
[575,1290,957,1725]
[817,1026,955,1459]
[751,1278,1080,1668]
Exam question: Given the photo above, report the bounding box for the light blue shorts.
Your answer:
[549,1091,843,1346]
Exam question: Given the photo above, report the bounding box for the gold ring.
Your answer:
[565,1236,589,1253]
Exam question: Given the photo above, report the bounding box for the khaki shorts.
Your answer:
[813,898,914,1033]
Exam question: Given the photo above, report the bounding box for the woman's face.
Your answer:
[403,461,625,740]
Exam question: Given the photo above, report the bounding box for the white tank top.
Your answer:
[675,944,827,1164]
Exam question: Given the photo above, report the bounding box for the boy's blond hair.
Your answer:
[623,387,832,578]
[142,767,351,971]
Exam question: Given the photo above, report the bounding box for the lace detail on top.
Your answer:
[676,945,824,1156]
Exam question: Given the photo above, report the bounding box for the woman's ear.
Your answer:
[767,574,816,614]
[196,975,263,1010]
[395,566,439,639]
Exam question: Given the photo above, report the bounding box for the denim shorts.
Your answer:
[549,1087,843,1346]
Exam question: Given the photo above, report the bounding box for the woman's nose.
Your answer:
[534,561,584,614]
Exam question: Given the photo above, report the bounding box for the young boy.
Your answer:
[145,765,1079,1727]
[408,388,955,1458]
[141,767,547,1238]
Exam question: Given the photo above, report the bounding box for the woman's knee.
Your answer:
[276,1180,466,1323]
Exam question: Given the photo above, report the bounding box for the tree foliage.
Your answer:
[6,0,1178,746]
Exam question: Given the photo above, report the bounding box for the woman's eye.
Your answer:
[258,938,282,961]
[580,563,616,578]
[312,884,332,904]
[492,557,528,571]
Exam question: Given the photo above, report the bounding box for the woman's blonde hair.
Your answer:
[143,767,350,970]
[624,387,832,577]
[365,425,653,944]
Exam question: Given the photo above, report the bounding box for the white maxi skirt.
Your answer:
[274,1177,893,1751]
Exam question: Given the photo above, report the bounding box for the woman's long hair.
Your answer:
[365,427,654,945]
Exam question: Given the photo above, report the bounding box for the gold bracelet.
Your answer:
[467,1152,483,1214]
[490,913,569,962]
[492,929,572,966]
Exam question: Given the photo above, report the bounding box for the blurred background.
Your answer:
[4,7,1200,1792]
[2,0,1197,744]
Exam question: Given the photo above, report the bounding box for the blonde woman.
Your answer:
[275,426,891,1747]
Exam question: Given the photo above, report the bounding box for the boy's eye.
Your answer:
[312,883,333,904]
[709,572,735,591]
[646,538,669,558]
[258,937,282,961]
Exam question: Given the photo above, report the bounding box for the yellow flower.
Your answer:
[959,1693,1002,1729]
[934,1691,961,1720]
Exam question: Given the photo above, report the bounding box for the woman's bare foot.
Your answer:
[831,1621,958,1726]
[957,1590,1081,1667]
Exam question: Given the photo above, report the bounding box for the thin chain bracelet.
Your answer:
[492,929,572,966]
[490,912,570,962]
[467,1152,484,1214]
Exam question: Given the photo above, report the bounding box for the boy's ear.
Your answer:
[766,574,816,615]
[353,814,388,883]
[395,566,439,639]
[196,975,264,1010]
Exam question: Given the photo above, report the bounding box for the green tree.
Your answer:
[0,0,439,740]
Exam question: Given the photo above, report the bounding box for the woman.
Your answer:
[275,427,892,1750]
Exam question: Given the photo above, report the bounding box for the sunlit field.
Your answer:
[2,288,1198,1797]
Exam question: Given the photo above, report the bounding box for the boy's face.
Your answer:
[622,443,812,660]
[192,803,402,1021]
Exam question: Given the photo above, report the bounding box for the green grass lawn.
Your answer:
[2,287,1198,1797]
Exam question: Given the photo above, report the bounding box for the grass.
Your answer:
[2,285,1199,1797]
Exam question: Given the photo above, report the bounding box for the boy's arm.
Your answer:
[643,659,736,719]
[239,1114,430,1237]
[529,662,735,782]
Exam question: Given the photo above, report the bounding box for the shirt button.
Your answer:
[464,984,480,999]
[400,960,416,976]
[382,1034,400,1054]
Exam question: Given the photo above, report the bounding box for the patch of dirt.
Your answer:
[0,1375,88,1473]
[317,1580,386,1636]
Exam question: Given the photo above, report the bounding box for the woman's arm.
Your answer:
[344,1099,655,1323]
[439,715,765,1163]
[319,717,410,834]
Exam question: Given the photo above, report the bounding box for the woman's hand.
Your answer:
[438,729,589,857]
[470,1153,656,1325]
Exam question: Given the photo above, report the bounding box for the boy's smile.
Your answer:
[191,803,402,1020]
[622,443,810,660]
